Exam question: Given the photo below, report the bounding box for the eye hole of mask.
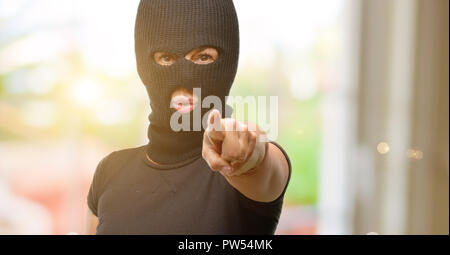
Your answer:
[153,47,219,66]
[153,52,179,66]
[185,47,219,65]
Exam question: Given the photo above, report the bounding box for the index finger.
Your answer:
[205,109,225,141]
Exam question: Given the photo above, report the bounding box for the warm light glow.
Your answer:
[377,142,390,154]
[289,66,319,101]
[0,0,347,235]
[407,149,423,160]
[22,101,56,128]
[69,78,101,107]
[94,99,129,125]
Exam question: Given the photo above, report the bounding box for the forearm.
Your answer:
[223,143,289,202]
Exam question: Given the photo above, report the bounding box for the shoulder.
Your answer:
[104,145,146,164]
[92,145,146,183]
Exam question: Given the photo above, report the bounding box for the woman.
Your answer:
[85,0,291,235]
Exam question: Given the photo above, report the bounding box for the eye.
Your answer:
[185,47,219,65]
[196,54,213,63]
[153,52,178,66]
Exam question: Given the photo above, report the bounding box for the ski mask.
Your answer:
[135,0,240,164]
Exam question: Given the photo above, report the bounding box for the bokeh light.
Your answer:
[377,142,390,154]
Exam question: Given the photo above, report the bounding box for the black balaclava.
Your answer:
[135,0,240,165]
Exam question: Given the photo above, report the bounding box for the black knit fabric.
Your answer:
[135,0,240,164]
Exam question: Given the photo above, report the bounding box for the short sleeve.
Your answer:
[87,154,113,217]
[268,141,292,202]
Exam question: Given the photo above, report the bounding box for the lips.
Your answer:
[171,95,197,114]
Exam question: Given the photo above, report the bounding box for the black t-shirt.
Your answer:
[87,142,291,234]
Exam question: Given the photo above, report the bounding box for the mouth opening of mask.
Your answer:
[170,87,199,114]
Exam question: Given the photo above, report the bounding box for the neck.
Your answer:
[145,104,233,165]
[146,123,204,165]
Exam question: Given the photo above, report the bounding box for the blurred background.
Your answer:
[0,0,448,235]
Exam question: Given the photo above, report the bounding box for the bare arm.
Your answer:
[222,142,289,202]
[224,143,289,202]
[202,110,290,203]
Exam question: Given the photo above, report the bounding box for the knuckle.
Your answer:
[240,122,248,132]
[249,132,257,141]
[209,159,222,171]
[239,130,248,138]
[221,153,235,162]
[201,150,207,159]
[239,145,247,155]
[224,150,239,160]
